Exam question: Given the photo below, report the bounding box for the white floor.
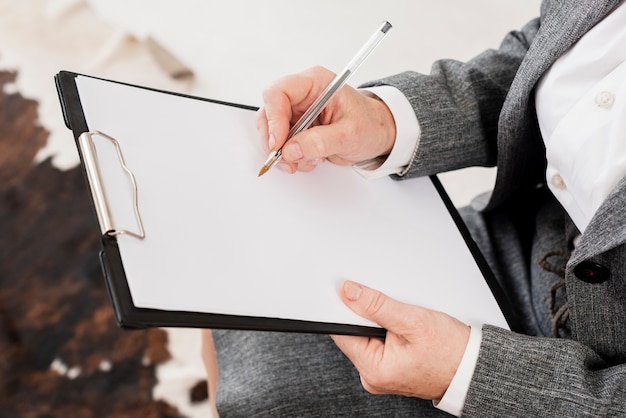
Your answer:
[0,0,540,416]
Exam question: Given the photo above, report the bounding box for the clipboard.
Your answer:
[55,71,518,337]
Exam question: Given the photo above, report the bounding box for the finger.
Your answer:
[261,69,328,150]
[294,158,324,173]
[262,67,337,151]
[330,333,385,374]
[339,280,416,333]
[261,87,294,151]
[277,161,296,174]
[330,334,368,358]
[255,107,271,154]
[280,125,345,164]
[331,333,392,396]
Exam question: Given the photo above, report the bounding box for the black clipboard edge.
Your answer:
[98,235,386,337]
[430,176,522,333]
[56,70,519,336]
[56,71,89,133]
[56,70,258,116]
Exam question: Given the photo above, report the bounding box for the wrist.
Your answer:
[359,90,396,157]
[434,325,483,416]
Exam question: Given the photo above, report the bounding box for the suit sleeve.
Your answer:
[462,325,626,416]
[360,18,540,178]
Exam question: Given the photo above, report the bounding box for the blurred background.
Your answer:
[0,0,540,416]
[3,0,541,204]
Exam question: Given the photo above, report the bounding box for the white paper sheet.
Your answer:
[75,75,509,330]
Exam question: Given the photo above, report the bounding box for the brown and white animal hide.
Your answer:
[0,69,208,417]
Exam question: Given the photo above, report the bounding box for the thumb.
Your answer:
[340,280,411,332]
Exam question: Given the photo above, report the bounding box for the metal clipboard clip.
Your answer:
[78,131,145,240]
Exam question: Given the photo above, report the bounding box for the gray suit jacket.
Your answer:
[365,0,626,415]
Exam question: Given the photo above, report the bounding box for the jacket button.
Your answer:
[574,260,611,284]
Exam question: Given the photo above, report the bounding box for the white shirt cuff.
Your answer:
[353,85,420,179]
[433,325,483,417]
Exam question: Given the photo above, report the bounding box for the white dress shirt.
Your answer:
[536,0,626,233]
[356,2,626,415]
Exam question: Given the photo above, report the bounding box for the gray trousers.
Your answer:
[213,186,571,417]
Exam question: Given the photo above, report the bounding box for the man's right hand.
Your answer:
[256,66,397,173]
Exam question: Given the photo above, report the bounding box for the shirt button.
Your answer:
[550,174,567,190]
[595,91,615,109]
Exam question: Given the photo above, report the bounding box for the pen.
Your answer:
[258,21,392,176]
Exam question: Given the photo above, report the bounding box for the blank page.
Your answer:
[75,75,509,330]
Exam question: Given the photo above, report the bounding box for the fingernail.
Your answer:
[284,143,303,161]
[268,134,276,150]
[344,281,363,301]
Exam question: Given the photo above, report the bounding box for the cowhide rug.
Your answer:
[0,69,209,416]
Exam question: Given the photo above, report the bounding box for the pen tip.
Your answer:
[257,165,269,177]
[258,151,280,177]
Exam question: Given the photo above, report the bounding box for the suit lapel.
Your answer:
[514,0,622,94]
[487,0,623,211]
[571,176,626,263]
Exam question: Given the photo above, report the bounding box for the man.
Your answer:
[207,0,626,415]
